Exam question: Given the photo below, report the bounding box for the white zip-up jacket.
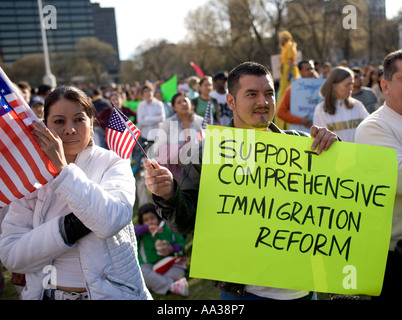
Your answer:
[0,145,152,300]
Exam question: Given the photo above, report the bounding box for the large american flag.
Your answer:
[0,68,58,208]
[106,106,140,159]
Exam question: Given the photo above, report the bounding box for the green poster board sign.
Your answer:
[190,125,397,296]
[161,75,177,103]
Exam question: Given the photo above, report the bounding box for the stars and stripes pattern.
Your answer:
[0,67,58,208]
[196,100,214,143]
[201,100,213,130]
[106,106,140,159]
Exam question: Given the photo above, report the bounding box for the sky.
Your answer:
[92,0,402,61]
[91,0,209,60]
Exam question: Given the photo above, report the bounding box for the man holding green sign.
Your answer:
[145,62,397,300]
[144,62,344,300]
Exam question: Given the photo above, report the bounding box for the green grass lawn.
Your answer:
[1,265,20,300]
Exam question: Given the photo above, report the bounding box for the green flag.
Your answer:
[123,100,140,112]
[161,75,178,102]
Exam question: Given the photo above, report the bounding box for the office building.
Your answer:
[0,0,119,74]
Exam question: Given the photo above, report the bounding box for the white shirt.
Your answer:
[209,90,227,106]
[355,103,402,250]
[313,99,369,143]
[137,98,166,141]
[46,193,86,288]
[245,285,310,300]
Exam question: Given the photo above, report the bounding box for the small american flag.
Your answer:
[201,100,213,129]
[196,100,214,143]
[106,106,140,159]
[0,68,58,208]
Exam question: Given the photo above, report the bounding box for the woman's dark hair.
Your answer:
[319,66,354,115]
[171,92,194,114]
[138,203,161,225]
[171,92,186,107]
[141,84,153,95]
[198,76,212,87]
[44,86,95,124]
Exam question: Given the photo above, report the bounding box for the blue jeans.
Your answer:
[220,290,315,300]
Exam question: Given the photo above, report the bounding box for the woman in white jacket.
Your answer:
[313,66,369,143]
[0,86,152,300]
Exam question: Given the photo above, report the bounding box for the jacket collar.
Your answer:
[74,145,95,168]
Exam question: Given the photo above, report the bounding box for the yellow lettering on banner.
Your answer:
[190,125,397,296]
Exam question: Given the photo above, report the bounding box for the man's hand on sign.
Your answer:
[144,159,175,200]
[309,125,339,155]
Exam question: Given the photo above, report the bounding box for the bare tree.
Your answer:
[124,0,400,84]
[75,37,117,83]
[255,0,289,50]
[7,54,45,87]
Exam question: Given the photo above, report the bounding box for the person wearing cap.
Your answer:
[29,84,52,106]
[210,71,233,126]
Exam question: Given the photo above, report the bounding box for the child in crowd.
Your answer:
[134,203,189,296]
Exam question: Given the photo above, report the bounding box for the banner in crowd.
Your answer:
[289,78,325,133]
[123,100,140,113]
[270,51,303,81]
[190,61,205,77]
[190,125,397,296]
[161,74,178,103]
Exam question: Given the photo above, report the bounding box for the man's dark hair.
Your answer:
[141,84,153,95]
[228,62,271,96]
[38,84,51,96]
[297,60,311,71]
[383,49,402,81]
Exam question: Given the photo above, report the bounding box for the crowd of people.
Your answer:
[0,43,401,301]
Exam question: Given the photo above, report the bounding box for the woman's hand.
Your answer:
[32,121,68,173]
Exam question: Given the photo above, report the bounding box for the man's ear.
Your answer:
[226,93,235,111]
[380,78,389,95]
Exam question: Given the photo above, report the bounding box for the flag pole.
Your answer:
[37,0,56,88]
[111,103,155,168]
